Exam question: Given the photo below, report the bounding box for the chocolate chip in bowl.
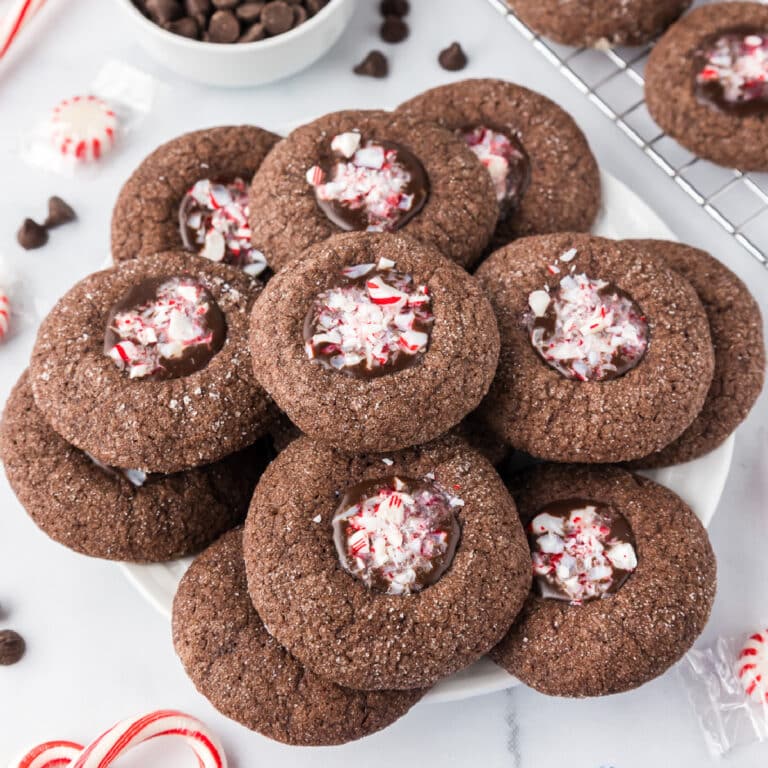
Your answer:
[114,0,355,86]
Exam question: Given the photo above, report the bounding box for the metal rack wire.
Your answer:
[485,0,768,266]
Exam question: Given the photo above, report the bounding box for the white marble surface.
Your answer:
[0,0,767,765]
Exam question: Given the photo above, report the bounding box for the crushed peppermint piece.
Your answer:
[695,29,768,114]
[105,276,226,381]
[382,457,394,466]
[529,498,637,604]
[312,514,322,523]
[560,248,578,263]
[527,272,649,382]
[304,261,433,378]
[179,178,267,276]
[332,475,462,595]
[86,452,151,487]
[306,132,428,232]
[461,125,530,211]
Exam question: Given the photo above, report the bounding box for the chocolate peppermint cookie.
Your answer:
[491,464,717,697]
[507,0,691,48]
[646,3,768,170]
[397,79,600,247]
[628,240,765,467]
[30,252,270,474]
[243,434,531,691]
[248,110,498,271]
[174,529,425,745]
[0,372,270,562]
[475,234,715,463]
[112,126,280,272]
[249,232,499,453]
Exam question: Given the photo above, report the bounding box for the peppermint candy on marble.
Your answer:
[180,178,266,276]
[305,260,433,375]
[49,95,117,163]
[530,502,637,604]
[10,709,226,768]
[528,272,649,381]
[737,629,768,704]
[697,31,768,105]
[333,476,462,595]
[306,132,420,232]
[0,289,10,343]
[107,277,217,379]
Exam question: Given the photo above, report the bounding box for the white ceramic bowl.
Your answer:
[113,0,355,87]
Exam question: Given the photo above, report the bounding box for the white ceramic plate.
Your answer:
[121,169,735,704]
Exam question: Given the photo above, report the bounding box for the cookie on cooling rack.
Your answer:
[173,529,426,745]
[243,434,531,691]
[249,232,499,454]
[397,79,600,249]
[0,372,271,562]
[112,126,280,273]
[248,109,498,270]
[474,233,715,463]
[491,464,716,697]
[30,252,270,474]
[627,240,765,468]
[506,0,691,48]
[646,2,768,171]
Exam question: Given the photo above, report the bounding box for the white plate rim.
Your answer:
[121,168,735,705]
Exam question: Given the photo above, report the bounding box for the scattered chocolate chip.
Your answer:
[261,1,294,35]
[0,630,25,665]
[44,196,77,229]
[146,0,182,23]
[353,50,388,78]
[438,42,468,71]
[208,9,240,42]
[236,1,263,22]
[380,15,408,43]
[380,0,408,16]
[239,21,266,41]
[17,219,48,250]
[165,16,200,36]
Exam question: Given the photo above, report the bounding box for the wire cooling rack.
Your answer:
[485,0,768,267]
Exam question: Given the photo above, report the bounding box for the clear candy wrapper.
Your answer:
[679,631,768,758]
[20,60,156,175]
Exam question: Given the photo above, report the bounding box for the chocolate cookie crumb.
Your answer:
[17,219,48,250]
[354,50,388,77]
[380,15,408,43]
[0,630,25,665]
[44,196,76,229]
[439,42,468,71]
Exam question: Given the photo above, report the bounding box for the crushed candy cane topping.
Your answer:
[695,29,768,113]
[461,126,530,209]
[179,178,267,276]
[85,452,149,487]
[304,259,433,378]
[527,272,649,381]
[105,276,225,381]
[306,131,429,232]
[529,499,637,604]
[332,475,463,595]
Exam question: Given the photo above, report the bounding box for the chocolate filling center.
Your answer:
[306,132,429,232]
[303,260,434,379]
[332,475,462,595]
[104,275,226,381]
[693,26,768,116]
[527,497,638,604]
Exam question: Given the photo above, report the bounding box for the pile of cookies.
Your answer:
[1,78,765,746]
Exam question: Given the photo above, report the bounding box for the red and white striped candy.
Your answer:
[49,95,117,163]
[737,629,768,704]
[11,710,227,768]
[0,290,10,343]
[0,0,47,61]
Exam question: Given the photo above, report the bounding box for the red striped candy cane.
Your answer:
[10,710,227,768]
[737,628,768,704]
[0,0,47,60]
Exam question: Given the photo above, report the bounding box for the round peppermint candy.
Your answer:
[49,95,117,162]
[737,629,768,704]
